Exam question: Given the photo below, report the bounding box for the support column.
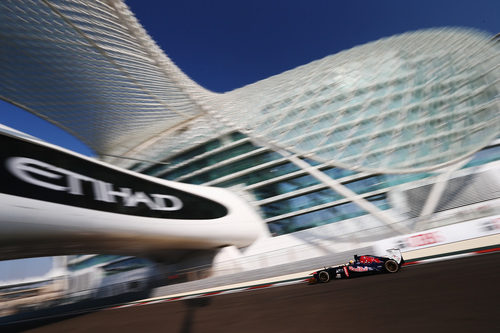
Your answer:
[414,158,470,231]
[280,151,410,235]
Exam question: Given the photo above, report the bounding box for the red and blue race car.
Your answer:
[309,249,404,283]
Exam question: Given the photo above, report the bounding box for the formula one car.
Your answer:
[309,249,404,283]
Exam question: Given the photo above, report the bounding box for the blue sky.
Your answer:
[0,0,499,281]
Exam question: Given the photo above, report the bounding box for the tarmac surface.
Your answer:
[14,252,500,332]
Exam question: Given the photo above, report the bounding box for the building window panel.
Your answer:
[217,162,301,188]
[183,151,283,184]
[267,194,390,235]
[161,142,258,180]
[142,163,169,176]
[463,144,500,169]
[322,167,357,180]
[168,139,222,166]
[253,174,322,200]
[261,188,342,218]
[230,132,247,141]
[344,175,386,194]
[384,173,432,187]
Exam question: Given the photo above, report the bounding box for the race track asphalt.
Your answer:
[17,252,500,333]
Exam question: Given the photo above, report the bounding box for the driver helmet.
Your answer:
[348,259,355,265]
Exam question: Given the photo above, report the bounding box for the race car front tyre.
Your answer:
[318,271,330,283]
[384,259,399,273]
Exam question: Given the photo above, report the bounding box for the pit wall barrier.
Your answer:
[169,210,500,288]
[373,214,500,260]
[154,215,500,298]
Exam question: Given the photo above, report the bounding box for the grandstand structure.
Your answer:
[1,0,499,244]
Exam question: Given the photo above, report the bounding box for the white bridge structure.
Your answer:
[0,126,266,261]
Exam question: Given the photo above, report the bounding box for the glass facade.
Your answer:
[137,131,500,236]
[128,31,500,236]
[268,194,390,235]
[181,150,283,185]
[462,144,500,168]
[217,162,301,188]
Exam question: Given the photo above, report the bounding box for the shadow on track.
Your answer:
[181,298,212,333]
[16,253,500,333]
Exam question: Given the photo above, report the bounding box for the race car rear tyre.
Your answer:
[318,271,330,283]
[384,259,399,273]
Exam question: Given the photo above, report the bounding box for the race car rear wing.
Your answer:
[386,248,403,264]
